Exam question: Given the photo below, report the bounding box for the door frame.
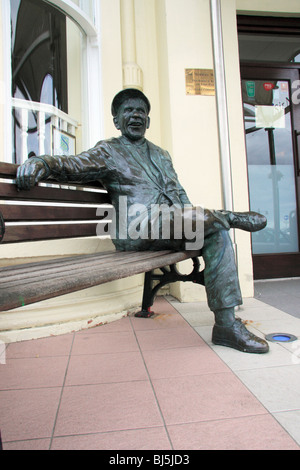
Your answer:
[241,64,300,279]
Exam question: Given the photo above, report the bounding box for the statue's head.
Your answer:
[112,88,151,142]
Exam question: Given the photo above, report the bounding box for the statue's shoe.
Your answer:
[219,211,267,232]
[212,318,269,353]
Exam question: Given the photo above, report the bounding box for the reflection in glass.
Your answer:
[242,79,299,254]
[11,0,67,109]
[239,34,300,63]
[11,0,68,163]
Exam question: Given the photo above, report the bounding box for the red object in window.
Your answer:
[263,82,275,91]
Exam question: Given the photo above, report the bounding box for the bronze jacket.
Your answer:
[39,136,191,250]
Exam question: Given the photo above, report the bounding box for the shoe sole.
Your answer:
[212,337,269,354]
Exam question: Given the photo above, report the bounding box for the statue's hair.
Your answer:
[111,88,151,116]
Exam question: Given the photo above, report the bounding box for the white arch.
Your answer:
[46,0,98,37]
[46,0,103,147]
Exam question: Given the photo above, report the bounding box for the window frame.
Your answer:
[45,0,98,37]
[237,15,300,35]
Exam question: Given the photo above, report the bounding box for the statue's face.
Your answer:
[113,97,150,142]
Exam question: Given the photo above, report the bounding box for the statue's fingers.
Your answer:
[25,164,39,190]
[16,164,28,190]
[16,165,22,189]
[19,163,36,190]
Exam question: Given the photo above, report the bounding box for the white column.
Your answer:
[210,0,237,257]
[20,108,28,163]
[38,111,46,155]
[1,1,13,162]
[210,0,234,213]
[120,0,143,90]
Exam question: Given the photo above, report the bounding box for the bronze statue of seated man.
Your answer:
[16,88,269,354]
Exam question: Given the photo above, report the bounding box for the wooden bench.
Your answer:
[0,162,204,318]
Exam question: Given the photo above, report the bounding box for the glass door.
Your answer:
[241,66,300,279]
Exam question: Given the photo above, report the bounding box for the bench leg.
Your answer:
[135,257,205,318]
[135,271,155,318]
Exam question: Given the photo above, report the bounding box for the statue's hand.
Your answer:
[16,158,49,190]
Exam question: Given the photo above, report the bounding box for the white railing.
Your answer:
[12,98,78,163]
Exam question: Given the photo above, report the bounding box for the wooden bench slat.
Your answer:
[0,162,105,189]
[0,250,200,311]
[0,250,118,274]
[1,251,141,279]
[0,182,110,204]
[0,204,106,221]
[1,251,135,283]
[1,251,174,286]
[2,223,106,243]
[0,162,18,178]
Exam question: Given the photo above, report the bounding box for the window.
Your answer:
[11,0,68,111]
[238,16,300,64]
[11,0,72,163]
[2,0,101,164]
[7,0,101,164]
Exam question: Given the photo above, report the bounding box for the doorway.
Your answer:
[238,17,300,279]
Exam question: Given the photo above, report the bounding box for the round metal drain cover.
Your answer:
[265,333,298,343]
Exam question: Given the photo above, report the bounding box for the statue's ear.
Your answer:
[113,117,120,130]
[147,116,150,129]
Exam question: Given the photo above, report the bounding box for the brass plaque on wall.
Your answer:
[185,69,215,96]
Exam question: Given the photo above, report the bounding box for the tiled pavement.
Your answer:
[0,289,300,450]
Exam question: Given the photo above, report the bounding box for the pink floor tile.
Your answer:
[0,356,69,390]
[2,296,298,451]
[71,330,139,355]
[65,351,148,386]
[149,296,179,314]
[131,312,189,331]
[79,316,133,334]
[54,381,163,436]
[167,415,300,450]
[0,388,61,442]
[3,438,51,450]
[6,334,73,359]
[135,326,204,351]
[51,427,172,450]
[143,346,229,379]
[152,373,266,425]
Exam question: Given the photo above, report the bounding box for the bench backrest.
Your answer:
[0,162,112,244]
